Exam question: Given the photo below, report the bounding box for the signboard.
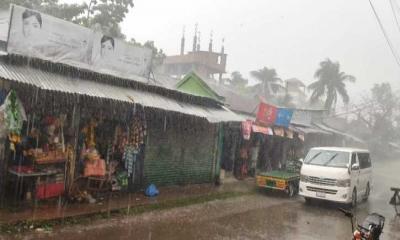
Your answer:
[291,110,312,126]
[6,5,152,78]
[0,9,9,52]
[256,102,277,126]
[274,108,294,128]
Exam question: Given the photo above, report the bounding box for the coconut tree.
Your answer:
[309,59,355,112]
[250,67,282,100]
[229,71,248,90]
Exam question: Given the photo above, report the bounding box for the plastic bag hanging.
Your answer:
[4,90,27,137]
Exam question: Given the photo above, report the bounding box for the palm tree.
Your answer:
[229,71,248,90]
[309,59,355,112]
[250,67,282,99]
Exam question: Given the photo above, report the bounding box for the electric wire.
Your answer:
[390,0,400,33]
[368,0,400,67]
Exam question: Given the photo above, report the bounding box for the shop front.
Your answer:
[225,102,311,180]
[0,57,243,207]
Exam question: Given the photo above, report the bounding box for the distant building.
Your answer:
[161,26,227,82]
[285,78,306,95]
[284,78,307,107]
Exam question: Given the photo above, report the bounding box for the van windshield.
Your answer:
[304,149,350,168]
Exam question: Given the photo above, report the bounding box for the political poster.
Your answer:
[256,102,277,126]
[91,32,152,79]
[6,5,152,78]
[0,9,10,52]
[274,108,294,128]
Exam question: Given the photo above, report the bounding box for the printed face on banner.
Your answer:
[22,11,41,38]
[8,6,94,66]
[92,32,152,78]
[100,36,114,59]
[7,5,152,78]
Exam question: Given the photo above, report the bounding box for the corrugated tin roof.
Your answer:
[0,61,244,123]
[313,123,365,143]
[290,124,331,135]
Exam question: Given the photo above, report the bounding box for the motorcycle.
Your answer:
[339,208,385,240]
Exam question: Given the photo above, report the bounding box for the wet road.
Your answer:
[4,158,400,240]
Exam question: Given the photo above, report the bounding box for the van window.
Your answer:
[304,149,350,168]
[358,153,371,169]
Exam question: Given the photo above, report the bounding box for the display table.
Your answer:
[8,168,60,205]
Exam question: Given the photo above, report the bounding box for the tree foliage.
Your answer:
[357,83,399,155]
[308,59,355,112]
[250,67,282,99]
[228,71,248,90]
[89,0,134,38]
[359,83,398,131]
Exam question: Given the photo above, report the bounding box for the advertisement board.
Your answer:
[0,9,9,52]
[6,5,152,78]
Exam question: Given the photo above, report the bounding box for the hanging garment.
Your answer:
[241,120,252,140]
[129,117,146,149]
[123,146,138,177]
[273,127,285,137]
[285,129,294,139]
[0,89,7,105]
[0,103,8,140]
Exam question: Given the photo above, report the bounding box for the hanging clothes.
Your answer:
[122,145,138,177]
[122,114,147,188]
[0,102,8,140]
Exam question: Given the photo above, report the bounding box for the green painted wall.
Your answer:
[178,79,216,99]
[144,114,217,186]
[176,72,222,101]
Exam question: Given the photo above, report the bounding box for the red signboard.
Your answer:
[256,102,277,126]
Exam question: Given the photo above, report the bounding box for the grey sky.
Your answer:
[65,0,400,102]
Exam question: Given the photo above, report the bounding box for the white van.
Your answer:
[299,147,372,206]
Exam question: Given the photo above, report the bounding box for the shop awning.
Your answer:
[289,123,331,135]
[0,61,244,123]
[313,123,365,144]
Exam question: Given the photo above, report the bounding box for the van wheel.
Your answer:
[351,188,357,208]
[304,197,312,204]
[363,183,370,201]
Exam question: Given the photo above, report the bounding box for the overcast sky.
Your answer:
[65,0,400,102]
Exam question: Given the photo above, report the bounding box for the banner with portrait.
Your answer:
[6,5,152,78]
[0,9,9,52]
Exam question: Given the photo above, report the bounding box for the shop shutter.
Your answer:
[144,118,216,186]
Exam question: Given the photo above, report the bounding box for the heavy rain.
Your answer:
[0,0,399,240]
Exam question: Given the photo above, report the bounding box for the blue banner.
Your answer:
[274,108,293,127]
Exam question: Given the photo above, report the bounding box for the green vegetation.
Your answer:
[309,58,355,112]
